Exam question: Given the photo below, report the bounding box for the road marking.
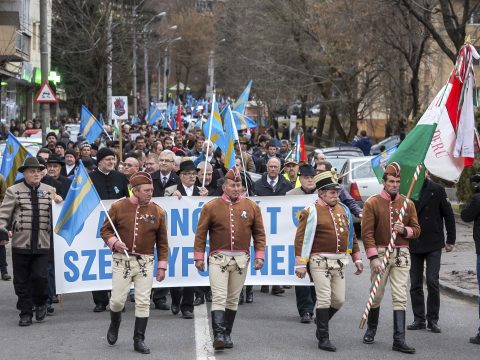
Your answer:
[194,303,216,360]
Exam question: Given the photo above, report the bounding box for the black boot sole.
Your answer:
[213,339,225,350]
[318,344,336,352]
[392,345,416,354]
[134,347,151,354]
[363,338,374,344]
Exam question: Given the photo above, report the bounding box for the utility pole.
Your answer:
[106,7,113,124]
[206,50,214,101]
[157,49,161,102]
[162,37,181,102]
[40,0,49,145]
[163,47,168,102]
[142,12,165,111]
[144,33,149,111]
[132,5,138,117]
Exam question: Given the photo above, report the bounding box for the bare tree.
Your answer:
[398,0,480,63]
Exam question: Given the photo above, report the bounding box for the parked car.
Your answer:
[308,104,320,116]
[370,135,400,155]
[64,124,80,142]
[309,146,364,168]
[340,156,383,204]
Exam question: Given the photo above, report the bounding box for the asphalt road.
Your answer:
[0,253,479,360]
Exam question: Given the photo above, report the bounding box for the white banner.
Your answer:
[53,195,319,294]
[111,96,128,120]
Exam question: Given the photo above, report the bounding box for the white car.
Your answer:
[0,138,42,168]
[340,156,383,203]
[64,124,80,142]
[308,104,320,116]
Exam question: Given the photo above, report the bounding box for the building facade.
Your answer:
[0,0,54,124]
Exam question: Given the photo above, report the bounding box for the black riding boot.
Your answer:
[392,310,416,354]
[107,311,122,345]
[328,307,338,320]
[245,286,253,303]
[363,307,380,344]
[238,288,244,305]
[315,308,336,352]
[211,310,226,350]
[133,317,150,354]
[224,309,237,348]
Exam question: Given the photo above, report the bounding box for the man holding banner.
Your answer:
[361,163,420,354]
[100,171,169,354]
[294,169,363,352]
[194,167,266,350]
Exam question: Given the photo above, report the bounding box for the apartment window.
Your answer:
[15,31,31,55]
[21,0,30,33]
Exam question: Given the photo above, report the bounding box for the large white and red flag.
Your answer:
[423,44,479,182]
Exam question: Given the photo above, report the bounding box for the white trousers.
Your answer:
[209,253,249,311]
[109,253,154,317]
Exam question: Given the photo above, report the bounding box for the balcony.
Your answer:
[0,11,30,62]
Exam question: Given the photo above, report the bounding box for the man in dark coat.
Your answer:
[407,176,455,334]
[460,177,480,345]
[89,147,130,312]
[164,160,202,318]
[46,154,72,199]
[254,157,293,196]
[254,156,292,295]
[152,150,180,197]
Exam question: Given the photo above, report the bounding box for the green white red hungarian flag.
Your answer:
[384,44,479,199]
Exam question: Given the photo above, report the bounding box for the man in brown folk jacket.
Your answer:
[361,162,420,354]
[101,171,168,354]
[294,169,363,352]
[194,167,266,350]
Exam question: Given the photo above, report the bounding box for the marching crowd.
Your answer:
[0,116,479,356]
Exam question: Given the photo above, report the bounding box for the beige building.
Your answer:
[0,0,53,123]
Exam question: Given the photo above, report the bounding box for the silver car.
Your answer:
[340,156,383,203]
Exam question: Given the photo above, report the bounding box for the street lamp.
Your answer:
[206,38,226,101]
[157,25,178,102]
[143,12,166,111]
[163,36,182,102]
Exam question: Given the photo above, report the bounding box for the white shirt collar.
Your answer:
[160,171,171,180]
[184,185,194,196]
[268,176,278,187]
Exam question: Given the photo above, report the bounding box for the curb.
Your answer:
[439,279,479,303]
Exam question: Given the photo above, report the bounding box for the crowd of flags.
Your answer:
[8,41,480,246]
[0,80,262,245]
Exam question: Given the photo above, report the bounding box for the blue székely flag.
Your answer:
[80,105,104,143]
[0,132,33,187]
[203,94,226,152]
[232,110,257,130]
[131,115,140,125]
[146,104,161,125]
[54,162,101,246]
[169,117,177,130]
[223,106,238,169]
[371,145,398,180]
[232,80,253,114]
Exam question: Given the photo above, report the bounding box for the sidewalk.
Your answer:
[439,216,479,302]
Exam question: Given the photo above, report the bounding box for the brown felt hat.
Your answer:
[18,157,46,173]
[130,171,153,188]
[384,162,401,177]
[224,167,241,182]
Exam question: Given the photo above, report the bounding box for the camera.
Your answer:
[470,174,480,183]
